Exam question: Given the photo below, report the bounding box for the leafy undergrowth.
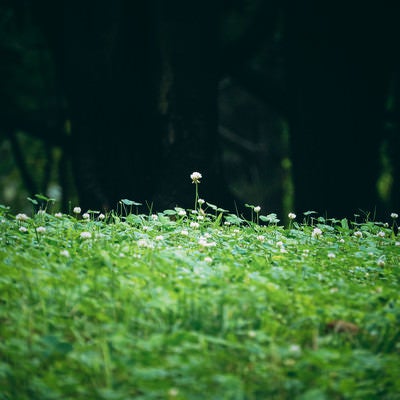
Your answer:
[0,202,399,400]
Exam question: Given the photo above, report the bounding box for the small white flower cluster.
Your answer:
[198,236,216,247]
[137,239,154,249]
[16,213,29,221]
[254,206,261,213]
[377,258,385,267]
[354,231,363,238]
[376,231,385,238]
[190,222,200,228]
[177,209,186,217]
[60,249,70,257]
[391,212,398,219]
[276,241,287,253]
[36,226,46,234]
[311,227,322,238]
[80,231,92,239]
[73,207,81,214]
[288,212,296,220]
[190,172,202,184]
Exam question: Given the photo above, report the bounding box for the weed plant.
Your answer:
[0,175,399,399]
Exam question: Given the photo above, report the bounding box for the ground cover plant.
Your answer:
[1,174,400,400]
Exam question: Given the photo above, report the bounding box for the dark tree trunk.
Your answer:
[60,1,163,210]
[152,1,229,209]
[35,0,228,211]
[285,1,394,218]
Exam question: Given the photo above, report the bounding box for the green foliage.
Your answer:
[0,202,399,399]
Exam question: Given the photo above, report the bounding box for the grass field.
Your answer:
[1,194,399,399]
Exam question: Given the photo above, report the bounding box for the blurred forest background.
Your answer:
[0,0,399,219]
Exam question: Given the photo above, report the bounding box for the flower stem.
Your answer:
[194,183,199,212]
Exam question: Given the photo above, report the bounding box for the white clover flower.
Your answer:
[377,231,385,238]
[339,238,345,243]
[155,235,164,241]
[19,226,28,233]
[377,259,385,267]
[197,215,205,221]
[16,213,29,221]
[168,388,179,397]
[137,239,154,249]
[224,221,231,226]
[257,235,265,242]
[60,249,70,257]
[391,213,398,219]
[142,225,150,231]
[288,212,296,220]
[54,212,63,218]
[233,229,240,234]
[276,241,284,247]
[254,206,261,213]
[203,232,211,239]
[151,214,158,220]
[180,229,189,236]
[248,330,256,338]
[190,222,200,228]
[311,227,322,238]
[73,207,81,214]
[98,213,105,220]
[198,198,205,205]
[82,213,90,220]
[198,238,207,246]
[190,171,202,183]
[198,238,216,247]
[204,256,213,263]
[80,231,92,239]
[327,252,336,259]
[396,241,400,246]
[354,230,363,238]
[178,209,187,217]
[36,226,46,233]
[37,209,46,215]
[289,344,301,354]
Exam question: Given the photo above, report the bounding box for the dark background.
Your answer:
[1,0,399,220]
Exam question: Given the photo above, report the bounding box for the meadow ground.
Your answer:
[0,193,399,399]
